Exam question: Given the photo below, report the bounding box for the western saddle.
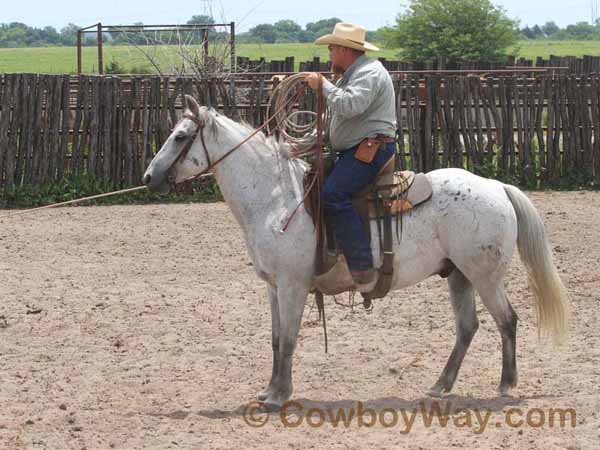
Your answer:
[304,150,434,306]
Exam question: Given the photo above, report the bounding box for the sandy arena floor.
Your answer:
[0,191,598,449]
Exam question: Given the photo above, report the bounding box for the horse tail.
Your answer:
[503,184,569,344]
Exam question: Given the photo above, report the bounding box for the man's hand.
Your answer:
[303,72,323,90]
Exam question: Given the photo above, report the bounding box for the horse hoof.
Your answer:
[262,391,292,412]
[257,388,272,401]
[262,400,282,412]
[498,387,513,398]
[426,386,446,398]
[427,389,443,398]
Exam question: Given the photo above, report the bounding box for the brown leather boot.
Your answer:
[314,255,356,295]
[351,268,376,284]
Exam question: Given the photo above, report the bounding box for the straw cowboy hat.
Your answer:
[314,22,379,52]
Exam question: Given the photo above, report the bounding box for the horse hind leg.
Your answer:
[428,270,479,397]
[475,280,518,397]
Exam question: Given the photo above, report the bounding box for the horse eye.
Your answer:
[174,134,187,142]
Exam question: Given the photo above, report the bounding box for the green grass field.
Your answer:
[513,40,600,60]
[0,41,599,74]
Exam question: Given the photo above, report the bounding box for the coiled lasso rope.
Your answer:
[266,73,330,156]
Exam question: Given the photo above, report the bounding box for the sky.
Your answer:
[0,0,597,32]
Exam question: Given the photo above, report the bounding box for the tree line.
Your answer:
[0,16,355,48]
[0,22,82,47]
[520,21,600,40]
[2,16,600,50]
[1,14,599,49]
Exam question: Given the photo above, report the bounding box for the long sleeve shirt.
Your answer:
[321,54,397,151]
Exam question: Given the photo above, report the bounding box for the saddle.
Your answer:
[304,152,434,303]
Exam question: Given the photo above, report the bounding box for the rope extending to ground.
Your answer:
[0,185,150,218]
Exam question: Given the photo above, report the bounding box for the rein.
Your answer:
[313,76,328,353]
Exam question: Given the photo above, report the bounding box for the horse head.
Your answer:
[143,95,217,193]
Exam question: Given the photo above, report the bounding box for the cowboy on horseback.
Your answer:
[144,52,568,408]
[304,22,397,290]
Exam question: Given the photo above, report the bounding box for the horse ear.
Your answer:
[184,94,201,118]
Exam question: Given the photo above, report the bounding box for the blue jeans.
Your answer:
[322,141,396,271]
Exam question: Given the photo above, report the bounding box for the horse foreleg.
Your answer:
[257,285,280,401]
[262,277,309,410]
[428,270,479,397]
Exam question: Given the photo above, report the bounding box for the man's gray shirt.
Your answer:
[321,54,397,151]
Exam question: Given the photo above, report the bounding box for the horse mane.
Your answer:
[207,108,306,164]
[238,121,298,160]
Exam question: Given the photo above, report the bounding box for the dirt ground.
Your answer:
[0,191,598,450]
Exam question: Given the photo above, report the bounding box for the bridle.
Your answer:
[175,112,211,169]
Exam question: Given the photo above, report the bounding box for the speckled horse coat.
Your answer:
[143,96,569,410]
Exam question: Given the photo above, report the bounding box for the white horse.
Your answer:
[143,96,568,410]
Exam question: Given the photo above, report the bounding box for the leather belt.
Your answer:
[370,134,395,143]
[337,135,396,153]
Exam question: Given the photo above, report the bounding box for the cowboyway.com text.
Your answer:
[242,400,577,432]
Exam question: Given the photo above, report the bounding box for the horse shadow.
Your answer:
[140,393,557,422]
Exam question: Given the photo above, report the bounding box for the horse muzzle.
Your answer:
[143,169,172,194]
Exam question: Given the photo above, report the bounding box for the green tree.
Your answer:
[108,22,149,46]
[42,26,61,45]
[304,17,343,41]
[3,23,30,47]
[386,0,520,62]
[187,15,214,26]
[564,22,598,40]
[273,19,302,42]
[521,25,535,39]
[531,25,544,39]
[187,14,216,39]
[248,24,277,43]
[542,21,560,38]
[521,25,544,40]
[60,23,80,46]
